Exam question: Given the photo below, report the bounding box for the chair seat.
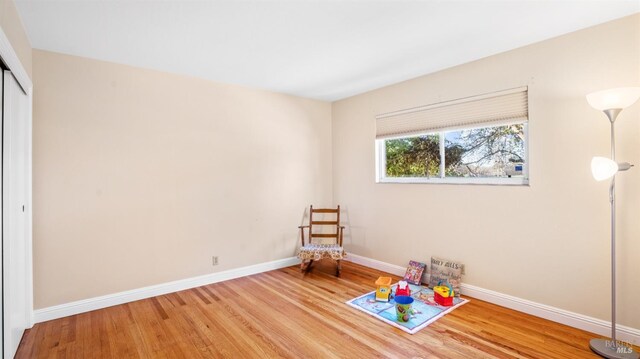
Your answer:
[297,243,346,261]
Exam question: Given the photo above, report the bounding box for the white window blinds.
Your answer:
[376,87,528,139]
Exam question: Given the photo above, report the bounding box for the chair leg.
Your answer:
[336,260,341,277]
[306,260,314,273]
[300,260,309,272]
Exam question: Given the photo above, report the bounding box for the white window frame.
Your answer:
[376,122,529,186]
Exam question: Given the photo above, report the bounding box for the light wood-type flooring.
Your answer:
[16,261,634,358]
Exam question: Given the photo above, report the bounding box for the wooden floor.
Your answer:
[17,261,629,358]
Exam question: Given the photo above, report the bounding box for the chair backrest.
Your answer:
[309,205,341,243]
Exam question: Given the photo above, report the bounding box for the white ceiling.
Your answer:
[15,0,640,101]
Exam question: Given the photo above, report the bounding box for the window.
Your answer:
[377,122,527,184]
[375,87,529,185]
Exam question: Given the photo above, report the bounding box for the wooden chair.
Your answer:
[296,205,346,276]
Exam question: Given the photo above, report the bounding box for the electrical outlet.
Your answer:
[212,256,219,266]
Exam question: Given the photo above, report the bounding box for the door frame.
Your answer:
[0,26,34,332]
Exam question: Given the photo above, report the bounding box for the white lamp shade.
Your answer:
[591,156,618,181]
[586,87,640,111]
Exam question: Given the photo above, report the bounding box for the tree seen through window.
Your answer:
[384,123,525,178]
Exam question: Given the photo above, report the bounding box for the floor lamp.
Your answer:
[587,87,640,359]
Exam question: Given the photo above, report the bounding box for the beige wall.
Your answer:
[0,0,31,77]
[332,14,640,329]
[32,50,332,308]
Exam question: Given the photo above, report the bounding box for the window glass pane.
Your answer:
[385,134,440,177]
[444,123,525,178]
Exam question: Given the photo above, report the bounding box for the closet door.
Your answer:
[0,66,3,358]
[3,70,29,359]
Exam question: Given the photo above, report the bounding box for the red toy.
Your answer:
[433,281,454,306]
[395,281,411,296]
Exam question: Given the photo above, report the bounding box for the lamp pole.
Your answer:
[606,109,618,347]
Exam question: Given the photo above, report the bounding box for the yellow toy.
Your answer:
[433,282,454,306]
[375,276,392,302]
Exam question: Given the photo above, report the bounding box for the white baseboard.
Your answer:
[347,253,406,276]
[34,256,300,323]
[344,253,640,345]
[459,283,640,345]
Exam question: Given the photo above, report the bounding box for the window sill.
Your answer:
[377,177,529,186]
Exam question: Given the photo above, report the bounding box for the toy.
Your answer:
[395,280,411,296]
[433,281,454,306]
[375,276,392,302]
